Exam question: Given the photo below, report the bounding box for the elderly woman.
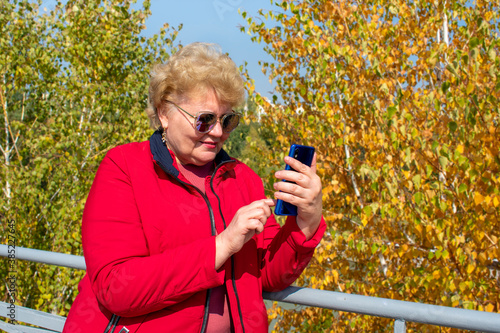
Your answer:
[64,42,325,333]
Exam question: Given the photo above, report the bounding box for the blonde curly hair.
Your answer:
[146,42,245,129]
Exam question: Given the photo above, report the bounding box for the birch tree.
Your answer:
[0,0,180,315]
[243,0,499,331]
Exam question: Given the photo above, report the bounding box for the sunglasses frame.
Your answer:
[164,100,241,134]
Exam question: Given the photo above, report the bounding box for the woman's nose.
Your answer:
[208,120,224,136]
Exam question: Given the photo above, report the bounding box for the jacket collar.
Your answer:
[149,130,234,178]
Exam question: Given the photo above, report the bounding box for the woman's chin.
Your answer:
[190,150,218,166]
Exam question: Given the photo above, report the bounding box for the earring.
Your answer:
[161,130,167,143]
[161,128,168,145]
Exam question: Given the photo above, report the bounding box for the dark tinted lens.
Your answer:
[195,113,217,133]
[222,114,240,133]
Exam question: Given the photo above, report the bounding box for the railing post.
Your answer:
[394,319,406,333]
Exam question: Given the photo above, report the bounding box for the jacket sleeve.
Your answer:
[245,170,326,292]
[260,215,326,292]
[82,147,224,317]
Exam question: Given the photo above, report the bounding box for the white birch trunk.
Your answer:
[2,88,12,204]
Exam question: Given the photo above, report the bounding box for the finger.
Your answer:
[262,198,276,207]
[273,180,305,199]
[284,155,313,175]
[273,191,308,212]
[252,198,275,217]
[251,209,269,226]
[243,204,272,224]
[244,217,265,236]
[310,152,317,173]
[262,198,276,214]
[248,198,276,209]
[254,219,265,234]
[275,169,309,187]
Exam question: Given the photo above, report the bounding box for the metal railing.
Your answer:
[1,244,500,333]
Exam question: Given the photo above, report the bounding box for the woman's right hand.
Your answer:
[215,198,275,269]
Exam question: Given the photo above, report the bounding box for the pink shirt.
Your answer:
[177,162,232,333]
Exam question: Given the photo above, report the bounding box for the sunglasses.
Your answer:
[164,100,241,134]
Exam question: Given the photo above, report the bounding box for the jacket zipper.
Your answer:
[103,314,120,333]
[157,159,245,333]
[156,159,216,333]
[189,183,216,333]
[209,161,246,333]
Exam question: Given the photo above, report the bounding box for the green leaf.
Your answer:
[414,192,423,205]
[439,201,447,212]
[426,164,434,177]
[488,49,496,61]
[448,121,457,133]
[363,205,373,217]
[469,37,480,49]
[439,156,448,169]
[432,141,439,151]
[441,81,450,94]
[412,174,421,189]
[385,181,397,197]
[466,83,474,95]
[387,106,397,118]
[446,64,459,77]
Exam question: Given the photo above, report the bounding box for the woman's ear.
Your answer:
[158,105,169,130]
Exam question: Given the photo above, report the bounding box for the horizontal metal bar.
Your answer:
[0,320,61,333]
[0,301,65,332]
[2,245,500,332]
[264,287,500,333]
[0,244,86,270]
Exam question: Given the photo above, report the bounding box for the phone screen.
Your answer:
[275,144,315,216]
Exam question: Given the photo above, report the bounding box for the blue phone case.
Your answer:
[275,144,315,216]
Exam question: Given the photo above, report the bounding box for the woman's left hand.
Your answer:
[273,153,323,240]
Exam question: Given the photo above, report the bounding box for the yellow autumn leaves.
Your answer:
[243,0,499,331]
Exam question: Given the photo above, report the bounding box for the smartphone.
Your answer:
[274,144,315,216]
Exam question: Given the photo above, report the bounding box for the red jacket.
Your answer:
[63,131,326,332]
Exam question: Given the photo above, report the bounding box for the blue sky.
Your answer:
[39,0,279,98]
[143,0,278,99]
